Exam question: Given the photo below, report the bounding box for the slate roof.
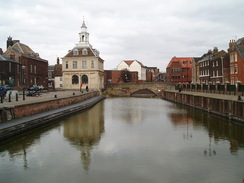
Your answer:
[198,53,214,62]
[236,37,244,45]
[0,55,20,64]
[212,50,227,60]
[236,45,244,58]
[8,42,48,63]
[12,42,34,54]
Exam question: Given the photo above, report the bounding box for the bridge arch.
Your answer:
[130,89,157,97]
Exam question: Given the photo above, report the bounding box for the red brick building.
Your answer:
[228,37,244,84]
[104,70,138,84]
[0,54,22,88]
[166,57,193,83]
[146,67,159,82]
[209,49,230,84]
[4,37,48,88]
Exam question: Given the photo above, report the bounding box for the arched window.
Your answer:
[82,75,88,84]
[82,48,88,55]
[72,75,79,84]
[73,49,79,55]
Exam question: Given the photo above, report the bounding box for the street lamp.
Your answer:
[22,65,26,100]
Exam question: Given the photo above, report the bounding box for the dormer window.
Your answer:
[82,48,88,55]
[73,49,79,55]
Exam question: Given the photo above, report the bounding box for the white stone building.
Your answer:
[117,60,146,81]
[62,21,104,90]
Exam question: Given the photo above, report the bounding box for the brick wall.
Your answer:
[162,90,244,124]
[13,91,99,118]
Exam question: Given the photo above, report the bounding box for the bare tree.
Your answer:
[120,69,131,82]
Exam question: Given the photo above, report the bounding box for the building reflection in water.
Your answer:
[63,102,104,171]
[110,98,144,124]
[0,124,62,169]
[168,103,244,154]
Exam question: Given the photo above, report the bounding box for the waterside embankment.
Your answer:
[162,90,244,125]
[0,91,105,140]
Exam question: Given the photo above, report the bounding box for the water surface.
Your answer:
[0,98,243,183]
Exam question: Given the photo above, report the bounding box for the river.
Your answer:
[0,97,244,183]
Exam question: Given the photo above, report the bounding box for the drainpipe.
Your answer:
[221,57,224,84]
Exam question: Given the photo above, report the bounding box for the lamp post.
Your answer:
[22,66,26,100]
[221,56,224,84]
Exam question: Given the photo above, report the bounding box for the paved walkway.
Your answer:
[0,95,104,131]
[166,89,242,102]
[0,90,91,108]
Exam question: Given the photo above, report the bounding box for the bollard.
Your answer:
[8,93,11,102]
[23,88,25,100]
[54,95,57,98]
[73,92,75,95]
[16,93,18,101]
[1,95,3,103]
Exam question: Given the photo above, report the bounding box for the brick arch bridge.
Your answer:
[104,82,174,96]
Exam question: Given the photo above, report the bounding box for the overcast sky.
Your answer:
[0,0,243,71]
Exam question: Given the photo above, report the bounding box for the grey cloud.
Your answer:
[0,0,244,71]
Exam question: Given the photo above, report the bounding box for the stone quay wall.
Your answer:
[13,91,100,118]
[161,90,244,124]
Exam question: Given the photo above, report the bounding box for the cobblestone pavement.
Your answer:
[0,90,91,108]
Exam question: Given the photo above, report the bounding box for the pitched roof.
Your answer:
[166,57,193,68]
[198,52,214,62]
[12,42,35,54]
[236,37,244,45]
[7,42,47,62]
[64,47,97,57]
[124,60,134,66]
[54,64,62,77]
[212,50,227,60]
[123,60,145,67]
[0,55,20,64]
[236,45,244,58]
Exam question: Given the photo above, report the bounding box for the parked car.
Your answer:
[0,87,4,96]
[38,85,44,90]
[0,85,11,96]
[28,85,39,91]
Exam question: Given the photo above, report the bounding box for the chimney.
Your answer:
[229,40,236,52]
[10,52,15,61]
[57,57,60,65]
[13,40,20,44]
[213,47,218,53]
[0,48,3,55]
[7,36,13,49]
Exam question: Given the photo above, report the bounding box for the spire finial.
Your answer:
[81,16,87,28]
